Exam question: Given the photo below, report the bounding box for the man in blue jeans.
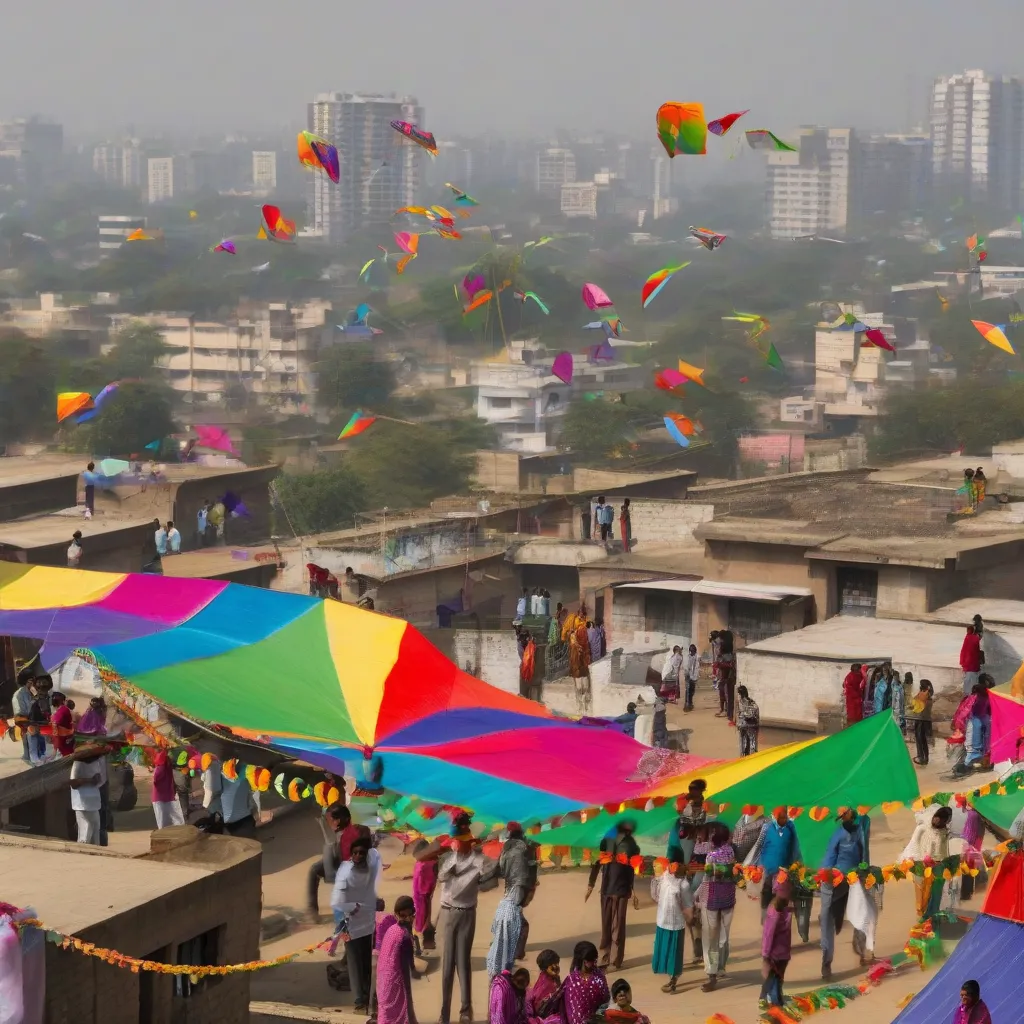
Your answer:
[819,808,870,980]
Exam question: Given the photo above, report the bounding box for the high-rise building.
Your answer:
[765,127,855,240]
[535,148,576,198]
[560,181,598,219]
[92,144,122,184]
[147,156,175,203]
[252,150,277,193]
[930,69,1024,210]
[122,140,144,190]
[651,149,676,220]
[854,133,931,220]
[306,92,422,242]
[0,117,63,187]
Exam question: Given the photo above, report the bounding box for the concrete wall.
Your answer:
[0,473,79,521]
[571,499,713,547]
[0,523,157,574]
[474,451,521,492]
[42,830,261,1024]
[452,629,522,694]
[538,676,659,718]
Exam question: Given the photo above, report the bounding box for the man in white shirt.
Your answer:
[165,521,181,553]
[70,750,104,844]
[220,773,259,838]
[331,835,382,1013]
[683,643,701,712]
[154,520,168,556]
[660,646,683,703]
[67,531,83,568]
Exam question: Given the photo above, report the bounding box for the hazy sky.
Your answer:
[7,1,1024,139]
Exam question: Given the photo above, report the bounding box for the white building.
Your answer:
[535,148,576,198]
[92,144,122,184]
[98,214,147,251]
[560,181,598,219]
[930,69,1024,210]
[307,92,422,243]
[651,149,676,220]
[252,150,277,193]
[147,157,175,203]
[122,141,144,190]
[766,127,854,240]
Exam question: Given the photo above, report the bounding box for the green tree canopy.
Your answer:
[274,466,369,536]
[0,330,58,445]
[316,344,397,411]
[87,380,177,456]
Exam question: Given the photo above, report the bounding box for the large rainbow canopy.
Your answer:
[0,565,711,821]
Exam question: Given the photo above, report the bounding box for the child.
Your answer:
[651,858,695,993]
[760,881,793,1008]
[604,979,650,1024]
[526,949,563,1024]
[411,838,438,952]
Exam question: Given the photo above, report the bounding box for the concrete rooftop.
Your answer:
[928,599,1024,628]
[0,511,154,549]
[696,519,845,547]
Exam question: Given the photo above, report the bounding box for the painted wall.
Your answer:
[452,629,522,695]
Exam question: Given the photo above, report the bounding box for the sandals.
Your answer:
[660,979,677,994]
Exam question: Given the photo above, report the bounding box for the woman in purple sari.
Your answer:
[376,896,417,1024]
[562,942,609,1024]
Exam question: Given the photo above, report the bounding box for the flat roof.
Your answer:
[615,578,812,602]
[160,546,280,579]
[584,544,705,576]
[0,843,213,934]
[809,531,1024,568]
[0,464,80,488]
[0,512,153,549]
[696,519,846,547]
[928,599,1024,628]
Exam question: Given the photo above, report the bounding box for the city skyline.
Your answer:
[3,1,1023,139]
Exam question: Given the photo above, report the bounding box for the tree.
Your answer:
[316,345,397,411]
[274,466,368,535]
[0,330,58,445]
[344,422,475,508]
[105,322,185,381]
[88,381,176,456]
[559,400,634,460]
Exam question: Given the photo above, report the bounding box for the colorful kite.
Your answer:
[663,414,692,448]
[337,303,382,338]
[445,183,479,207]
[764,342,785,371]
[656,101,707,157]
[338,411,377,440]
[972,320,1015,355]
[745,129,797,152]
[641,262,690,308]
[463,290,493,316]
[390,120,438,156]
[582,282,614,311]
[394,232,419,255]
[260,204,296,244]
[462,273,487,300]
[297,131,340,183]
[194,424,237,456]
[74,382,121,425]
[57,392,93,423]
[551,352,573,384]
[0,564,688,823]
[706,109,750,137]
[589,339,616,362]
[213,239,236,254]
[862,327,895,353]
[677,359,706,387]
[125,228,154,242]
[689,226,726,250]
[655,368,688,392]
[513,290,549,315]
[723,312,770,343]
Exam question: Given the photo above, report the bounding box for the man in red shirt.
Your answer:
[960,626,982,696]
[49,692,76,758]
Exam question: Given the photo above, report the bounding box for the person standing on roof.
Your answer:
[960,625,982,696]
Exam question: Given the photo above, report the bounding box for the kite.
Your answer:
[0,564,694,823]
[641,262,690,308]
[463,290,494,316]
[706,109,750,137]
[583,317,623,341]
[194,424,238,456]
[655,368,688,392]
[581,283,614,311]
[125,228,154,242]
[723,312,770,343]
[663,414,693,448]
[588,339,617,362]
[445,183,479,207]
[395,206,430,219]
[972,320,1015,355]
[74,381,121,424]
[513,290,549,315]
[551,352,573,384]
[689,226,726,250]
[523,236,555,250]
[260,204,296,244]
[337,303,382,338]
[297,131,340,183]
[213,239,236,254]
[656,101,707,157]
[430,205,455,222]
[57,392,93,423]
[677,359,706,387]
[433,224,462,241]
[189,210,198,220]
[394,232,419,255]
[252,262,270,273]
[338,411,377,440]
[390,120,438,156]
[764,341,785,371]
[745,129,797,152]
[862,327,895,352]
[98,458,131,478]
[462,273,487,300]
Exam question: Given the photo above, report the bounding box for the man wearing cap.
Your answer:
[819,808,870,980]
[585,819,641,969]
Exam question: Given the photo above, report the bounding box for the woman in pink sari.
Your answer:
[489,968,531,1024]
[562,942,609,1024]
[411,845,437,950]
[526,949,565,1024]
[376,896,417,1024]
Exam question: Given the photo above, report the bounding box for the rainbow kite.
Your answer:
[338,411,376,440]
[972,320,1015,355]
[297,131,340,183]
[707,109,750,137]
[641,262,690,308]
[745,129,797,152]
[656,101,707,157]
[0,565,712,821]
[57,392,93,424]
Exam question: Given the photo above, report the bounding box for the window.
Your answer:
[174,926,221,998]
[488,397,512,409]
